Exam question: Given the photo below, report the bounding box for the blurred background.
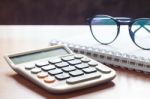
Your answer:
[0,0,150,25]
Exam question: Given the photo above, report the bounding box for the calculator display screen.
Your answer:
[9,48,69,64]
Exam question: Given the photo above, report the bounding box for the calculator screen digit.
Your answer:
[9,48,69,65]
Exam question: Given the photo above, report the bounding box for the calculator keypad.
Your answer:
[25,54,112,84]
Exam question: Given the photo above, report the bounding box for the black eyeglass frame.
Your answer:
[88,15,150,50]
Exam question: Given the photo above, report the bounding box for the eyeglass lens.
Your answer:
[90,16,118,44]
[130,19,150,49]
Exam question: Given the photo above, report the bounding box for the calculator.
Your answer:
[5,45,116,93]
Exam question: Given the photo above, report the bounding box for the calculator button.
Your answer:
[96,64,111,73]
[55,73,70,80]
[81,58,91,63]
[37,72,48,78]
[74,54,84,59]
[31,68,41,74]
[83,67,97,73]
[75,63,89,69]
[48,69,63,75]
[49,58,62,64]
[55,62,69,68]
[25,65,35,70]
[61,55,75,61]
[62,66,76,72]
[66,72,101,84]
[88,61,98,66]
[68,60,82,65]
[44,76,55,83]
[41,65,56,71]
[69,70,84,77]
[36,61,49,67]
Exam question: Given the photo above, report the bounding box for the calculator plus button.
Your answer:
[66,72,101,84]
[88,61,98,66]
[31,68,41,74]
[68,60,82,65]
[69,70,84,77]
[75,63,89,69]
[96,64,111,73]
[61,55,75,61]
[55,73,70,80]
[25,65,35,70]
[83,67,97,73]
[74,54,84,59]
[44,76,55,83]
[37,72,48,78]
[41,65,56,71]
[48,69,63,75]
[55,62,69,68]
[36,61,49,67]
[62,66,76,72]
[49,58,62,64]
[81,58,91,63]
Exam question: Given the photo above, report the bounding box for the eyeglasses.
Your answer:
[88,15,150,50]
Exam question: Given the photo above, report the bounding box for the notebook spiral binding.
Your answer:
[49,40,150,74]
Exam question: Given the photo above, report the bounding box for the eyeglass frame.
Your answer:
[87,15,150,50]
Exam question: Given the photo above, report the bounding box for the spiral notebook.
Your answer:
[49,39,150,74]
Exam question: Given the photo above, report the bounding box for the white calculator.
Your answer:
[5,45,116,93]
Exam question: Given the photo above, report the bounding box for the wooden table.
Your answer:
[0,25,150,99]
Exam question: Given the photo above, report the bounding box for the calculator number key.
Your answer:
[55,62,69,68]
[69,70,84,77]
[61,55,75,61]
[41,65,56,71]
[81,57,91,63]
[62,66,76,72]
[68,60,82,65]
[88,61,98,66]
[75,63,89,69]
[36,61,49,67]
[82,67,97,73]
[48,69,63,75]
[31,68,41,74]
[96,64,111,73]
[49,58,62,64]
[55,73,70,80]
[25,65,35,70]
[74,54,84,59]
